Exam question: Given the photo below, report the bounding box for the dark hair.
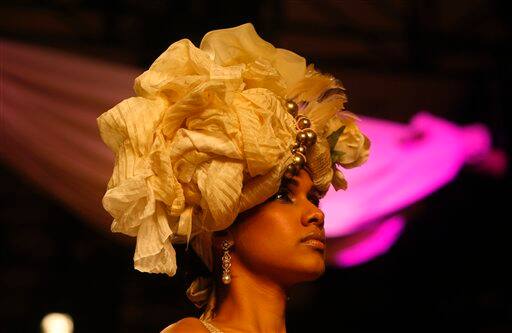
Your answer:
[178,244,212,289]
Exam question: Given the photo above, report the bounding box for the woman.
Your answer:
[97,23,370,332]
[165,167,325,332]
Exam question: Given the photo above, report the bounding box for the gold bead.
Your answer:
[285,100,298,117]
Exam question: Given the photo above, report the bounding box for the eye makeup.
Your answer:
[307,192,320,207]
[274,180,321,207]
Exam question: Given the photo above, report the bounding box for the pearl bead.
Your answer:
[292,153,306,167]
[284,163,299,179]
[303,128,317,146]
[296,145,307,155]
[296,131,308,145]
[297,117,311,130]
[222,274,231,284]
[285,101,298,117]
[290,143,298,153]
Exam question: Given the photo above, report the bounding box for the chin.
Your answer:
[295,254,326,281]
[273,259,325,286]
[307,262,326,280]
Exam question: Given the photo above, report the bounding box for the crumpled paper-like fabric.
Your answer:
[97,22,370,309]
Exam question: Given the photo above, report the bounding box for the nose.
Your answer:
[303,206,325,229]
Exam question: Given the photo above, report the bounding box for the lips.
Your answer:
[300,232,326,250]
[301,232,326,244]
[302,239,326,250]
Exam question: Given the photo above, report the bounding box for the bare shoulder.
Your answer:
[160,317,210,333]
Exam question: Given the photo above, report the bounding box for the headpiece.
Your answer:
[97,22,370,317]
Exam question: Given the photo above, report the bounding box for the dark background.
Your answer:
[1,1,510,332]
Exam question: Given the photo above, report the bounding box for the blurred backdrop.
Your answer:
[0,1,510,332]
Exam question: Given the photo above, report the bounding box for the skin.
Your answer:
[162,168,326,333]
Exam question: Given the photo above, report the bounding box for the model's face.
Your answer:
[230,168,326,287]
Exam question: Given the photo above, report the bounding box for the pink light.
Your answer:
[471,148,508,177]
[321,111,492,238]
[332,215,406,267]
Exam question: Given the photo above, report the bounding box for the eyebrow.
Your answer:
[286,178,321,197]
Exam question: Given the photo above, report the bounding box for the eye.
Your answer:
[307,193,320,207]
[275,187,293,203]
[275,187,319,207]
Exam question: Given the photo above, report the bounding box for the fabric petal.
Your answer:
[175,205,194,244]
[200,158,244,231]
[233,89,292,176]
[334,123,371,168]
[239,163,287,212]
[97,96,166,156]
[332,168,348,191]
[134,202,177,276]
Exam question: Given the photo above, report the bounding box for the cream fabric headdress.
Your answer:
[97,22,370,312]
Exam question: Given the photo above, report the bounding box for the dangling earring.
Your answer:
[221,240,233,285]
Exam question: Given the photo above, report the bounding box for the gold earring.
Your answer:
[221,240,233,284]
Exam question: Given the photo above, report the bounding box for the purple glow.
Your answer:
[322,111,492,238]
[333,215,406,267]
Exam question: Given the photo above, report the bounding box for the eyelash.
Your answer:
[275,188,292,202]
[275,188,320,207]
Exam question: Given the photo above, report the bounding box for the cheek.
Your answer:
[235,207,300,265]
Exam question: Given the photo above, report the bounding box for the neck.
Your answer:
[212,262,288,333]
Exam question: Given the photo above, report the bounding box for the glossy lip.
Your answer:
[302,239,326,251]
[300,232,326,251]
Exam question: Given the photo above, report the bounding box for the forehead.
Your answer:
[285,169,319,193]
